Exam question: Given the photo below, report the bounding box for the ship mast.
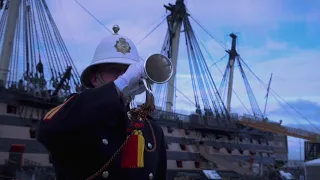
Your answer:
[226,33,238,113]
[0,0,21,83]
[163,0,186,112]
[0,0,83,176]
[155,0,228,119]
[0,0,82,97]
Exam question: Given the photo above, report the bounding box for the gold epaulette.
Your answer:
[43,94,77,121]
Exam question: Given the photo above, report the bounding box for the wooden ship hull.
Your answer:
[0,0,291,179]
[0,87,289,179]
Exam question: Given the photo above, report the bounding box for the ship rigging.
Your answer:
[0,0,318,179]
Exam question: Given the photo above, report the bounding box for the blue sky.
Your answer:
[48,0,320,160]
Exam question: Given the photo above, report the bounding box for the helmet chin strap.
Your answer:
[96,72,134,107]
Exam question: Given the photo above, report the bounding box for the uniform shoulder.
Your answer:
[63,93,78,102]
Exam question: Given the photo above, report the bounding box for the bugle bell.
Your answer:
[141,54,173,94]
[129,54,172,120]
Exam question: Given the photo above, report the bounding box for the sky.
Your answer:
[47,0,320,160]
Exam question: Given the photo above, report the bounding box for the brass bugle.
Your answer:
[141,53,173,108]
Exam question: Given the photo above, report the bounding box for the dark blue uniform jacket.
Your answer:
[36,82,167,180]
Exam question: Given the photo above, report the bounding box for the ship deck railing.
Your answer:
[0,80,68,101]
[1,80,278,137]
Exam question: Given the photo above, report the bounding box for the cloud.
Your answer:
[194,35,320,162]
[48,0,320,47]
[48,0,170,44]
[247,49,320,98]
[47,0,171,73]
[269,100,320,125]
[186,0,320,40]
[188,0,283,25]
[265,40,288,50]
[46,0,319,161]
[152,39,320,124]
[198,38,320,115]
[47,0,320,119]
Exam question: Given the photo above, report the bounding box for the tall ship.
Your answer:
[0,0,319,179]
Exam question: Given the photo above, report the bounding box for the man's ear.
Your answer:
[90,72,98,87]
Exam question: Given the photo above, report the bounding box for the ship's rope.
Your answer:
[73,0,112,34]
[61,0,318,133]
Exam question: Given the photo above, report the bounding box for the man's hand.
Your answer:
[130,80,147,95]
[114,62,147,98]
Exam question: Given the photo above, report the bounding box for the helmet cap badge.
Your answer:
[114,37,131,55]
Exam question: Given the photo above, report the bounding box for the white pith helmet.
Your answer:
[80,25,140,88]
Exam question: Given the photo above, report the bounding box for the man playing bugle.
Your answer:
[37,25,167,180]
